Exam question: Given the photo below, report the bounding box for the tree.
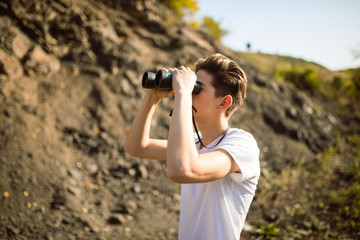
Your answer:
[201,16,228,43]
[162,0,199,18]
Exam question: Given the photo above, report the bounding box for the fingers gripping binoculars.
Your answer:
[142,69,202,94]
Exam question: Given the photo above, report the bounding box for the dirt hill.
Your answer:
[1,0,357,239]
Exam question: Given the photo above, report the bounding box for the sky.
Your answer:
[196,0,360,70]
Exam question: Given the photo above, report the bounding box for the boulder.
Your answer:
[0,50,23,79]
[24,45,61,76]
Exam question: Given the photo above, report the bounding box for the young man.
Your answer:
[125,53,260,239]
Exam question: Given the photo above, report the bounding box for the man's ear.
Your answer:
[218,95,232,111]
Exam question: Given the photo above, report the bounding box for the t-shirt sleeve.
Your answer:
[216,129,260,181]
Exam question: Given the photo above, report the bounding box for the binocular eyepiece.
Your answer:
[142,69,201,94]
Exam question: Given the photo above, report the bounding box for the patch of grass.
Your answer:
[254,222,281,239]
[237,51,360,100]
[327,133,360,234]
[251,132,360,239]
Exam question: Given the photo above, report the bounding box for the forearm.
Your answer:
[166,91,199,181]
[124,92,161,157]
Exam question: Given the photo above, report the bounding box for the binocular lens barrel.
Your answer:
[142,69,201,94]
[155,70,173,89]
[142,71,156,88]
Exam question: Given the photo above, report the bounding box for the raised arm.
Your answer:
[125,89,172,161]
[166,67,240,183]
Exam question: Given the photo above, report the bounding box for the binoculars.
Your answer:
[142,69,201,94]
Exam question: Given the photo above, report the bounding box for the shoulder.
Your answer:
[217,127,259,157]
[224,128,258,146]
[218,128,260,180]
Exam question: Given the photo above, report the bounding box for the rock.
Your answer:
[107,214,126,225]
[120,78,134,96]
[100,132,115,145]
[86,163,98,175]
[172,193,180,202]
[137,164,148,179]
[6,225,20,235]
[118,200,137,214]
[253,73,269,87]
[262,90,334,152]
[80,64,107,79]
[0,50,23,79]
[24,45,61,76]
[64,47,97,64]
[132,184,141,193]
[50,188,66,210]
[67,186,81,197]
[97,25,121,44]
[111,170,125,178]
[68,169,82,179]
[242,222,254,232]
[124,70,140,85]
[12,31,32,59]
[0,17,31,60]
[128,168,137,177]
[285,107,298,120]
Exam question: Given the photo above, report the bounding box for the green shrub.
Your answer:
[201,16,228,42]
[188,20,200,29]
[351,68,360,90]
[331,76,344,91]
[255,222,281,239]
[162,0,199,18]
[329,68,360,113]
[282,68,320,93]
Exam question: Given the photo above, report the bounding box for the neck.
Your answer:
[196,116,229,147]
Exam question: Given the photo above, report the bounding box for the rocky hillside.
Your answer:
[1,0,354,239]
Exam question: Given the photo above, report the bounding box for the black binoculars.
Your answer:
[142,69,201,94]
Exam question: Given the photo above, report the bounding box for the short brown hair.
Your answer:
[195,53,247,116]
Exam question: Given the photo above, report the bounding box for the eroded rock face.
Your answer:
[0,0,339,239]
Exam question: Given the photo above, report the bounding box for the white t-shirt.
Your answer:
[178,128,260,240]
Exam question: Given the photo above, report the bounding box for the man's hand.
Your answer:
[172,66,197,95]
[147,88,173,101]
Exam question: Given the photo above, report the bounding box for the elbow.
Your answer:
[124,139,148,158]
[124,144,134,156]
[166,166,193,184]
[124,145,143,158]
[166,168,180,183]
[124,140,134,156]
[166,170,185,183]
[166,154,200,183]
[124,140,139,157]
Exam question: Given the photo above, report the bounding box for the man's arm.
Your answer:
[166,67,240,183]
[166,91,239,183]
[125,90,171,161]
